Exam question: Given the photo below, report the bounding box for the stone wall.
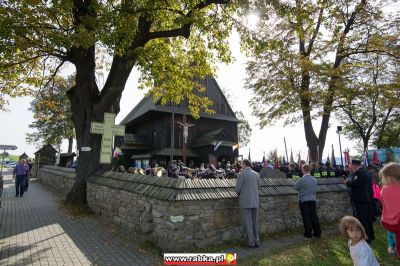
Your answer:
[86,172,351,252]
[87,182,243,251]
[38,167,351,252]
[37,166,75,197]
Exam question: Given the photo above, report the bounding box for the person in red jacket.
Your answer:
[379,162,400,258]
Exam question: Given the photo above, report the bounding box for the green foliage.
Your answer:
[336,54,400,150]
[235,111,252,147]
[139,240,162,257]
[0,0,235,117]
[239,0,398,127]
[3,155,19,162]
[1,0,236,204]
[373,116,400,148]
[0,151,9,158]
[26,76,75,149]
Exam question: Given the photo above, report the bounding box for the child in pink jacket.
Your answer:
[379,163,400,258]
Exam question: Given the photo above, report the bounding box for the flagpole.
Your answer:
[284,137,289,163]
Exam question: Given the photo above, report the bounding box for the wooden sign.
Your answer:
[90,113,125,164]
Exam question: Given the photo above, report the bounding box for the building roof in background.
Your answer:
[120,76,240,125]
[34,144,57,155]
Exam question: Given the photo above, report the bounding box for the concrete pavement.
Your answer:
[0,171,155,266]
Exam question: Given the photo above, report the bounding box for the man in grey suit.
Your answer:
[235,159,261,248]
[294,164,321,238]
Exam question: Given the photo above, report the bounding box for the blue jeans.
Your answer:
[15,175,25,196]
[388,231,396,248]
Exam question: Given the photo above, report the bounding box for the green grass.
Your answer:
[239,224,399,266]
[139,240,163,257]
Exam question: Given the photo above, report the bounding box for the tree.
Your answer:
[372,115,400,148]
[26,76,75,152]
[235,111,252,147]
[336,55,400,151]
[219,87,252,147]
[0,152,9,158]
[267,148,277,161]
[238,0,399,161]
[1,0,233,205]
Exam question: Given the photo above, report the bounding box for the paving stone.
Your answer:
[0,173,155,265]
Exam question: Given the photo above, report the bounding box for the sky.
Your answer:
[2,1,399,161]
[0,29,356,162]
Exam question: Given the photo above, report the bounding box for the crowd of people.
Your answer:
[111,160,241,179]
[109,158,351,181]
[235,158,400,264]
[12,154,400,263]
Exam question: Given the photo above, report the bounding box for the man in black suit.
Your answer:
[345,159,374,243]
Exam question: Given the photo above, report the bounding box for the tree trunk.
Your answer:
[299,73,321,162]
[302,116,319,162]
[67,136,73,153]
[65,45,102,205]
[375,107,393,149]
[65,46,130,205]
[363,137,368,151]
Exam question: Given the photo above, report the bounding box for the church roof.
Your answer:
[120,76,240,125]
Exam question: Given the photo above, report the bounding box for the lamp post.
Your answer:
[336,126,343,166]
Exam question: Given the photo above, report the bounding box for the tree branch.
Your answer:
[98,0,229,112]
[148,24,192,39]
[40,58,66,92]
[306,2,325,55]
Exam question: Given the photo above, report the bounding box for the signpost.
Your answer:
[0,145,17,150]
[90,113,125,164]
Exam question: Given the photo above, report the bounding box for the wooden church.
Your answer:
[119,76,240,168]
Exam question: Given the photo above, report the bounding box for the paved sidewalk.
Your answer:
[0,171,154,266]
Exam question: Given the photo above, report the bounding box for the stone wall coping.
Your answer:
[41,165,76,179]
[87,171,347,202]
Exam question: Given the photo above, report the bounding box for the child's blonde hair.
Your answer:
[339,216,367,240]
[379,162,400,185]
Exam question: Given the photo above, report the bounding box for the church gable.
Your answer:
[120,76,239,125]
[195,76,236,118]
[156,76,236,118]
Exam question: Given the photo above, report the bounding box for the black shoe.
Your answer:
[303,233,312,239]
[313,234,321,238]
[16,194,19,197]
[255,243,260,248]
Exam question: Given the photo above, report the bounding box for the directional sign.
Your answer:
[0,145,17,150]
[81,147,92,152]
